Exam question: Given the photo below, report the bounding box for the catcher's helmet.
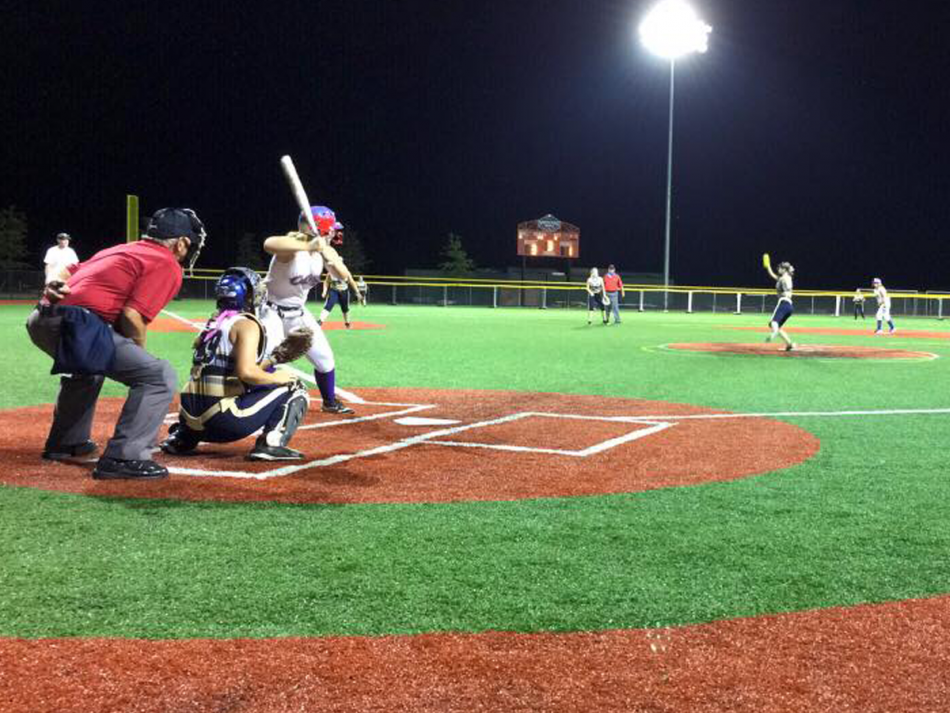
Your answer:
[215,267,262,313]
[298,205,337,237]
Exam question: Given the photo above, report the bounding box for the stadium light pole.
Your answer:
[639,0,711,311]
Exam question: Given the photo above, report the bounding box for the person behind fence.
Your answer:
[160,268,312,461]
[259,205,363,415]
[872,277,896,335]
[603,264,625,324]
[25,208,206,480]
[317,222,361,329]
[853,288,866,320]
[43,232,79,282]
[585,267,608,325]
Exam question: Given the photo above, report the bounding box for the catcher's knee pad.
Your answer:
[262,386,310,448]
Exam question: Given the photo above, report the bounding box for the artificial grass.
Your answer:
[1,302,948,638]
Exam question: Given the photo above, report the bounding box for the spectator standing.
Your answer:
[43,233,79,282]
[852,289,866,320]
[603,264,625,324]
[25,208,206,480]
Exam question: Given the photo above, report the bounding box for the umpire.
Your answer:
[26,208,206,480]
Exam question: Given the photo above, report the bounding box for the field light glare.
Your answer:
[639,0,711,59]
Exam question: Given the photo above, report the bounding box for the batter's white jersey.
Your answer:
[261,250,335,373]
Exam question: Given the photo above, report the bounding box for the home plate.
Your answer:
[394,417,462,427]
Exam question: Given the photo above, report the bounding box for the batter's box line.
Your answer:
[166,410,675,480]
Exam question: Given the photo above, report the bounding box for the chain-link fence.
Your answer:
[2,269,946,319]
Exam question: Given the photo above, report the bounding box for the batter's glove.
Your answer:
[270,327,313,365]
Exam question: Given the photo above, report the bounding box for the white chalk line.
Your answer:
[164,402,950,480]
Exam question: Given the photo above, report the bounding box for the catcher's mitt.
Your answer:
[270,327,313,365]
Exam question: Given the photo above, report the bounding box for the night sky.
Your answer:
[3,1,948,289]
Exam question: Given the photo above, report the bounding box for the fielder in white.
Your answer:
[259,205,364,415]
[871,277,896,335]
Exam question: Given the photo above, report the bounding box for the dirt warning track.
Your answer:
[2,595,948,713]
[0,388,818,504]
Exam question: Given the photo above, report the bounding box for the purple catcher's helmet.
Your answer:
[298,205,336,237]
[215,267,263,313]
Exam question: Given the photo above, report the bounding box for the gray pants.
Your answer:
[607,292,621,323]
[26,307,178,461]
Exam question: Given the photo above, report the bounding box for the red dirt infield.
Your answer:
[668,342,937,360]
[0,388,819,504]
[2,595,948,712]
[726,325,950,339]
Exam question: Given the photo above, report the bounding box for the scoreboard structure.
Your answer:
[516,214,580,259]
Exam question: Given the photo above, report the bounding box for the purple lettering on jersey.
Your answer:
[289,275,322,288]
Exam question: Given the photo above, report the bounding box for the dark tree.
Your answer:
[337,229,370,275]
[439,233,475,277]
[0,206,29,269]
[234,232,266,271]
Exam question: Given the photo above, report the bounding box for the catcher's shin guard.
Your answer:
[262,385,310,448]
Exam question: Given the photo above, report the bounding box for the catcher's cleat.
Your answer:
[92,457,168,480]
[322,401,354,415]
[42,440,99,462]
[247,443,304,461]
[160,423,199,456]
[159,436,198,456]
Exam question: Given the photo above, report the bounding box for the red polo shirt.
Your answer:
[603,273,624,293]
[60,240,183,324]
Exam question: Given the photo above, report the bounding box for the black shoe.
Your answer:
[322,401,354,415]
[42,440,99,462]
[159,424,199,455]
[247,444,304,461]
[92,457,168,480]
[159,436,198,456]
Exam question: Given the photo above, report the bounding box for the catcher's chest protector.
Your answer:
[190,313,267,382]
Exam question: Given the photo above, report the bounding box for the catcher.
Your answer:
[160,267,312,461]
[259,206,364,415]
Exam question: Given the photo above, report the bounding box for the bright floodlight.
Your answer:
[639,0,712,59]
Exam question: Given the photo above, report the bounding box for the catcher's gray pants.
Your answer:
[607,292,621,323]
[26,307,178,461]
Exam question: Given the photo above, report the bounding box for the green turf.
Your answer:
[1,302,948,638]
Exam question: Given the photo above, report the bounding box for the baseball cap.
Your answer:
[56,232,71,241]
[146,208,206,241]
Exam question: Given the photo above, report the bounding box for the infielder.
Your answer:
[318,222,354,329]
[872,277,896,334]
[763,255,796,351]
[259,205,364,415]
[161,267,311,461]
[585,267,608,325]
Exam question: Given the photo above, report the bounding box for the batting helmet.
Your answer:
[298,205,337,237]
[215,267,263,313]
